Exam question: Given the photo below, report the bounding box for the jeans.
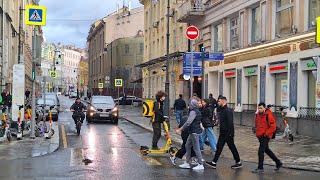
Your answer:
[200,127,217,152]
[185,133,203,165]
[258,137,281,169]
[175,110,184,125]
[212,134,241,163]
[152,121,162,148]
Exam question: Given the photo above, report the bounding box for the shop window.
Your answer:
[125,44,129,54]
[308,70,317,107]
[227,78,236,104]
[275,0,294,37]
[275,73,288,106]
[248,76,258,104]
[309,0,320,28]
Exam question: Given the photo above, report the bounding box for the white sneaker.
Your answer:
[179,162,191,169]
[192,164,204,170]
[170,156,177,166]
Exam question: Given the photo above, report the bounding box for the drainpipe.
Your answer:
[1,0,5,92]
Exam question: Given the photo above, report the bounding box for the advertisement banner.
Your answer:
[316,82,320,108]
[12,64,25,122]
[281,80,289,107]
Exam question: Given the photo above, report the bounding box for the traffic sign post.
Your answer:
[186,26,200,98]
[25,4,47,139]
[114,79,123,103]
[25,5,47,26]
[49,70,57,78]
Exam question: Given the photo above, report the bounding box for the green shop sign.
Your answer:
[302,59,317,71]
[244,67,258,76]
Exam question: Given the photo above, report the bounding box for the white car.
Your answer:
[69,91,78,98]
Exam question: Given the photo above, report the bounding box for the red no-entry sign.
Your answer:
[186,25,199,40]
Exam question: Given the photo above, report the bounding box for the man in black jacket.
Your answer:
[173,94,186,126]
[206,96,242,169]
[152,91,166,150]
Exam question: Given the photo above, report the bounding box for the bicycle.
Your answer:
[0,105,12,141]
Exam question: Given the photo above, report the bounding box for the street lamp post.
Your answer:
[164,0,171,119]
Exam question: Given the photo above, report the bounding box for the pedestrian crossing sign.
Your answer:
[98,83,104,89]
[115,79,123,87]
[49,70,57,78]
[25,5,47,26]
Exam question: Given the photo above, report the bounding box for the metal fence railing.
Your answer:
[242,104,257,112]
[299,107,320,120]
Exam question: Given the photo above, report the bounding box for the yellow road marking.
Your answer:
[143,157,162,166]
[61,125,68,148]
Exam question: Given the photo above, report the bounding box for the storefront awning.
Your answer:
[136,51,185,68]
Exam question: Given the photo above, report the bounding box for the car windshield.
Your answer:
[92,96,114,105]
[37,99,55,106]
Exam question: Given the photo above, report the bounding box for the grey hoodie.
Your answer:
[181,99,201,132]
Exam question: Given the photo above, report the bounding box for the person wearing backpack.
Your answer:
[252,102,282,173]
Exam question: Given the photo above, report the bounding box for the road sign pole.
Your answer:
[30,27,37,139]
[201,48,205,98]
[117,87,120,104]
[190,40,194,98]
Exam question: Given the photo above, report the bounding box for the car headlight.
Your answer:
[90,106,96,111]
[112,107,118,112]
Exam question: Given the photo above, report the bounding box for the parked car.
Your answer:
[43,92,60,108]
[114,96,142,105]
[36,98,59,121]
[69,91,78,98]
[86,96,118,124]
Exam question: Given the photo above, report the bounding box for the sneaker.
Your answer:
[275,162,283,171]
[206,161,217,169]
[252,168,264,174]
[169,156,177,166]
[231,161,243,169]
[192,164,204,170]
[190,158,198,166]
[179,162,191,169]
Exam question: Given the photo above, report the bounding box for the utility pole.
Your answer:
[164,0,170,118]
[18,7,24,64]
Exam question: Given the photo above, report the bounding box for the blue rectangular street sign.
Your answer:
[183,53,203,76]
[208,52,224,61]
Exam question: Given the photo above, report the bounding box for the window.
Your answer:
[213,23,223,52]
[252,6,261,42]
[230,17,239,50]
[275,0,294,37]
[125,44,129,54]
[309,0,320,28]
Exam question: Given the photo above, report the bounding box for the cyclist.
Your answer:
[70,97,86,125]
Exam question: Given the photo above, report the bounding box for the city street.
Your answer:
[0,96,319,179]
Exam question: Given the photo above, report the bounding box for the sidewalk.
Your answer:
[120,105,320,172]
[0,122,60,160]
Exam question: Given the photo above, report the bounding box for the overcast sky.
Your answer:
[41,0,142,48]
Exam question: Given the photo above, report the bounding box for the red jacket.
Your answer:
[255,109,276,139]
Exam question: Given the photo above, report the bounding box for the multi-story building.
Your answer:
[177,0,320,138]
[87,6,144,97]
[79,56,89,96]
[61,46,82,94]
[138,0,189,106]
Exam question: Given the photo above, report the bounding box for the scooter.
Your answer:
[140,117,178,157]
[45,105,55,139]
[0,105,12,141]
[17,105,24,140]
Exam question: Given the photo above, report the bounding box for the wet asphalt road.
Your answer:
[0,96,319,180]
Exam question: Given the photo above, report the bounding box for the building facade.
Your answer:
[87,6,144,97]
[139,0,189,106]
[177,0,320,138]
[79,56,89,96]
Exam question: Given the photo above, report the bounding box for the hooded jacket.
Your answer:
[181,99,202,134]
[255,109,276,139]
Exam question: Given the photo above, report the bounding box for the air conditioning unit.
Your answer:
[152,21,159,28]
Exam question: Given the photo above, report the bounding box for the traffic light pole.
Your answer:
[165,0,170,118]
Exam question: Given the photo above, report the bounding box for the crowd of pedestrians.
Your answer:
[153,91,283,173]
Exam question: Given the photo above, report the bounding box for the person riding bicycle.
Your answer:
[70,97,86,125]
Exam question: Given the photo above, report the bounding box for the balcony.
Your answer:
[177,0,205,23]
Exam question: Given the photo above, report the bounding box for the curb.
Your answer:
[121,116,320,172]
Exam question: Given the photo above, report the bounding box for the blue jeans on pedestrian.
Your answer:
[200,127,217,152]
[175,110,183,125]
